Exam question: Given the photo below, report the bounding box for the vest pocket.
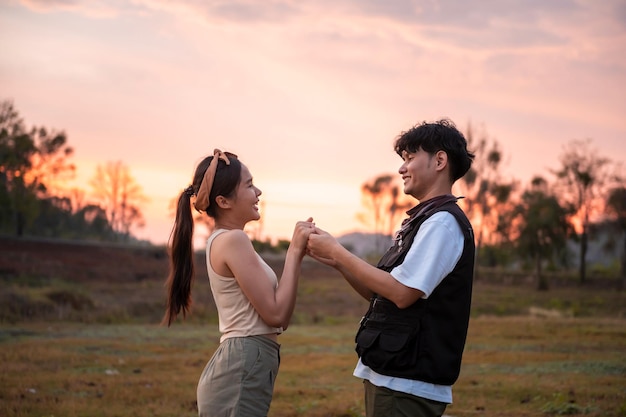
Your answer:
[379,331,410,352]
[355,327,380,349]
[355,321,420,374]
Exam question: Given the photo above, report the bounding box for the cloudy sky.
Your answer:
[1,0,625,244]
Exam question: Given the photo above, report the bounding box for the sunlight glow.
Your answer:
[2,0,625,244]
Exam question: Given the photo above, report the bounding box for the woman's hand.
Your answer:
[289,217,315,256]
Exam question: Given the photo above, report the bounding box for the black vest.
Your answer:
[355,195,475,385]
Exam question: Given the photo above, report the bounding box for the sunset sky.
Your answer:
[2,0,625,245]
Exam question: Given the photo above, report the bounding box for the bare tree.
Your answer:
[456,122,517,271]
[387,185,414,236]
[89,160,147,240]
[358,174,413,253]
[553,139,620,283]
[358,174,393,237]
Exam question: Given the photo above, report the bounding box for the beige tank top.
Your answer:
[206,229,283,343]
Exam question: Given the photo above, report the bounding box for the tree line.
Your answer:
[3,97,625,289]
[359,123,625,290]
[0,99,147,242]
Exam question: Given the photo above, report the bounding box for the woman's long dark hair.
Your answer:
[162,153,241,326]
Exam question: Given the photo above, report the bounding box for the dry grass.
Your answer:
[1,316,625,417]
[1,238,625,416]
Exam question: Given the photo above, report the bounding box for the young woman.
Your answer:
[163,149,313,417]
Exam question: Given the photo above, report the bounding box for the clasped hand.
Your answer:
[305,223,338,267]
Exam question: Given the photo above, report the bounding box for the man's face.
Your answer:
[398,148,437,200]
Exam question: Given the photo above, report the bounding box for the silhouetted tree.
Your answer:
[30,196,113,239]
[513,176,574,290]
[606,186,626,289]
[0,99,74,235]
[456,122,517,272]
[489,182,519,244]
[89,160,147,241]
[359,175,393,232]
[77,204,113,238]
[358,174,413,253]
[553,139,620,283]
[387,185,413,236]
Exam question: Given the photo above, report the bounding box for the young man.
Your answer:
[307,119,475,417]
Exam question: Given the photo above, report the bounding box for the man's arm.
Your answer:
[335,265,374,301]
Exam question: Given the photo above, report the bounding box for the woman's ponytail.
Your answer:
[161,152,241,326]
[162,189,195,326]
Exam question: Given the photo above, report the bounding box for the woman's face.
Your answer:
[230,164,262,222]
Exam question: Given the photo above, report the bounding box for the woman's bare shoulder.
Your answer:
[213,229,254,251]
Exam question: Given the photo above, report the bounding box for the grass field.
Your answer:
[1,238,625,416]
[1,317,625,417]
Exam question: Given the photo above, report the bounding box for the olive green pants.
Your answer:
[364,379,448,417]
[197,336,280,417]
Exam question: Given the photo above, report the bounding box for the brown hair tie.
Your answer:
[194,149,233,212]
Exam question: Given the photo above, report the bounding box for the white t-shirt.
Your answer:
[353,211,464,404]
